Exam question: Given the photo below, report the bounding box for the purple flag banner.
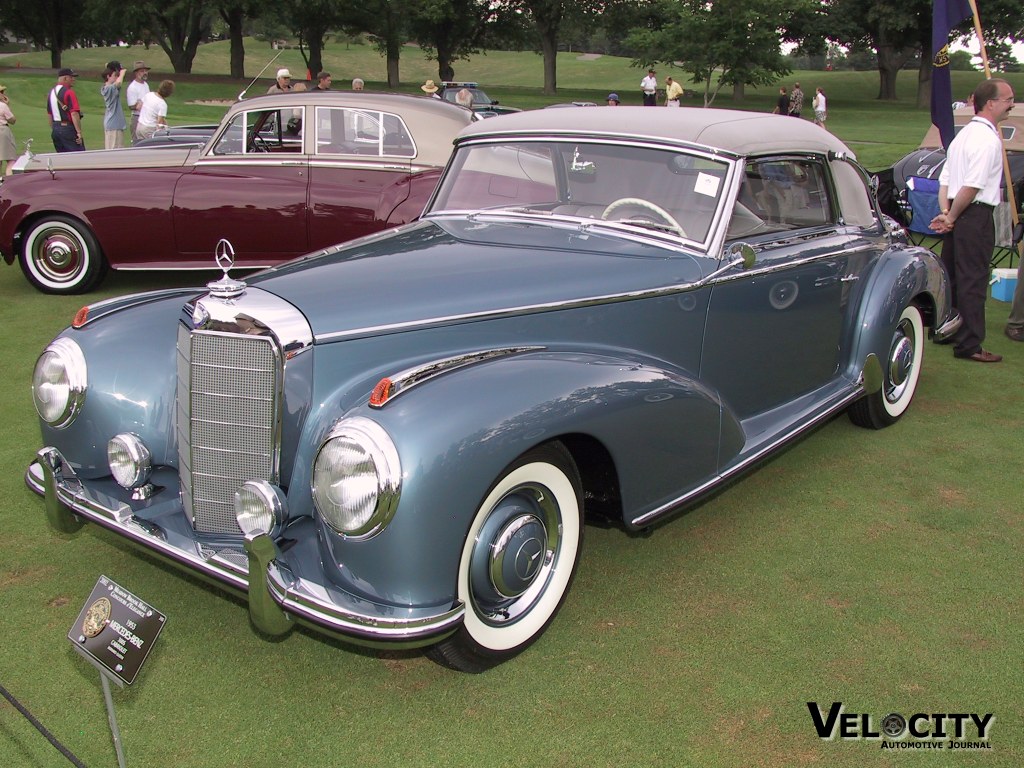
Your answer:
[931,0,973,149]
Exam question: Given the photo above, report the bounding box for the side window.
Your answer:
[210,110,300,155]
[315,107,415,158]
[211,113,246,156]
[732,159,832,236]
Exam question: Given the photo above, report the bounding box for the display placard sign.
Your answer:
[68,575,166,686]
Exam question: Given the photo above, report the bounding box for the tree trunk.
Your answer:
[876,45,900,100]
[222,7,246,79]
[732,82,745,101]
[540,33,558,95]
[386,38,401,88]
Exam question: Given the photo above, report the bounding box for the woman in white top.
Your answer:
[0,85,17,175]
[136,80,175,141]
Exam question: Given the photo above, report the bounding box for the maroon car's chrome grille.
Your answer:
[176,326,281,534]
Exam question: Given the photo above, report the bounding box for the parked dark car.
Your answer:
[0,92,473,293]
[438,81,521,116]
[876,103,1024,225]
[132,123,221,148]
[27,108,958,672]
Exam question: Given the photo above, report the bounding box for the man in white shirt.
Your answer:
[126,61,150,145]
[640,69,657,107]
[931,78,1016,363]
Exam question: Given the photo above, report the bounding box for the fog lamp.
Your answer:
[234,480,287,537]
[108,433,152,491]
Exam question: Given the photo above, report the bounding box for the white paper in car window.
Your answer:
[695,172,720,197]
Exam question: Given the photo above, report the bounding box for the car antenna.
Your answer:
[238,50,285,102]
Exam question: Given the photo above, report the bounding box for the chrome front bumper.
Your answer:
[934,310,962,342]
[26,447,464,648]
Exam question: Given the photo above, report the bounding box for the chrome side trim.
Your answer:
[369,346,545,408]
[631,386,864,527]
[26,450,464,644]
[317,252,750,343]
[709,244,875,284]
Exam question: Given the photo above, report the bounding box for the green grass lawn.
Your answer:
[2,38,1022,169]
[1,40,1023,768]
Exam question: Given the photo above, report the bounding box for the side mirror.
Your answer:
[727,242,756,270]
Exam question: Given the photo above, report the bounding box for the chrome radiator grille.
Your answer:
[177,325,281,534]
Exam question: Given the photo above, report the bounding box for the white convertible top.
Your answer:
[456,106,855,159]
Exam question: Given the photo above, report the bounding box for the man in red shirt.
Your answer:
[48,68,84,152]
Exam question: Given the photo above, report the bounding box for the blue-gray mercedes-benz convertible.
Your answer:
[26,109,959,672]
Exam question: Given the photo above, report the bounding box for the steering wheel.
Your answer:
[249,134,271,153]
[601,197,687,237]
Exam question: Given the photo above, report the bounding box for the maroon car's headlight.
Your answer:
[32,338,87,428]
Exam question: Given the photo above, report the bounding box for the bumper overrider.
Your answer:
[26,447,464,648]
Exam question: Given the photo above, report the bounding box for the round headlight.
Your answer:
[32,337,88,428]
[107,433,152,489]
[235,481,287,537]
[312,418,401,538]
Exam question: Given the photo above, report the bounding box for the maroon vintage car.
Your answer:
[0,92,473,293]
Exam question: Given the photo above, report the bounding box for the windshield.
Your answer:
[427,140,733,245]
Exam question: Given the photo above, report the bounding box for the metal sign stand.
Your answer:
[99,670,127,768]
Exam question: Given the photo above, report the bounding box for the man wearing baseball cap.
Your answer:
[268,68,293,94]
[48,68,84,151]
[126,61,151,144]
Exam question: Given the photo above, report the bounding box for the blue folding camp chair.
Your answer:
[903,176,941,250]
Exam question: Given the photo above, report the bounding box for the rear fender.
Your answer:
[844,245,948,382]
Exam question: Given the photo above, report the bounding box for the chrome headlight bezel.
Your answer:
[32,337,88,428]
[312,417,401,539]
[107,433,152,489]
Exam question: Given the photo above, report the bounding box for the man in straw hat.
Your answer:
[126,60,151,144]
[421,80,440,98]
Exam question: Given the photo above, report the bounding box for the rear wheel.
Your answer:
[849,304,924,429]
[19,214,107,294]
[427,442,583,672]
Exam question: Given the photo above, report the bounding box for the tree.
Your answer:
[217,1,267,79]
[626,0,799,106]
[0,0,88,68]
[409,0,523,82]
[514,0,603,95]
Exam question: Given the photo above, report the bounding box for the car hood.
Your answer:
[246,218,707,340]
[16,145,200,173]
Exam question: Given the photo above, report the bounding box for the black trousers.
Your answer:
[941,203,994,356]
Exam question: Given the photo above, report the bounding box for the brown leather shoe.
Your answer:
[955,349,1003,363]
[1005,326,1024,342]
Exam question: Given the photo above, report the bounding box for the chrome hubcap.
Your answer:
[886,321,915,403]
[469,484,560,625]
[35,230,82,279]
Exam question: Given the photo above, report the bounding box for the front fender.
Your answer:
[844,244,950,381]
[302,350,722,608]
[37,294,192,476]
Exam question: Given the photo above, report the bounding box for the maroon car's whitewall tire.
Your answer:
[427,442,583,672]
[19,215,107,294]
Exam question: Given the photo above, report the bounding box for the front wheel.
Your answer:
[427,442,583,672]
[849,304,924,429]
[19,214,107,294]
